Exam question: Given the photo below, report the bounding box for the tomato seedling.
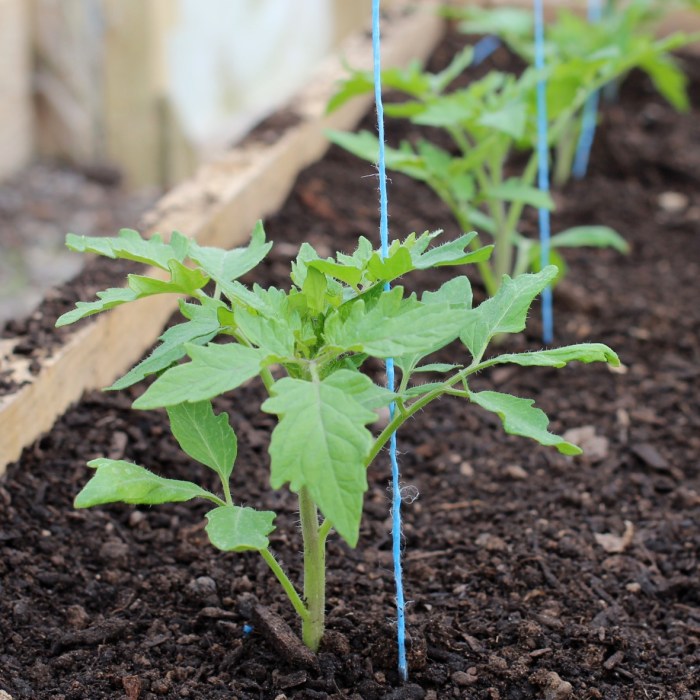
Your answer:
[57,223,619,650]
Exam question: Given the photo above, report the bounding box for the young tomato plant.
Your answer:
[57,223,619,651]
[449,1,698,184]
[327,49,631,296]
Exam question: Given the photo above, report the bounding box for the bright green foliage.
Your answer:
[323,9,697,293]
[58,222,619,650]
[74,459,221,508]
[448,1,699,183]
[205,506,276,552]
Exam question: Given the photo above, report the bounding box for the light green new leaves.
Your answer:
[56,288,139,327]
[324,288,464,358]
[262,375,378,546]
[134,342,264,409]
[469,391,581,455]
[461,266,558,362]
[167,401,237,481]
[74,458,220,508]
[205,505,276,552]
[482,343,620,370]
[188,220,272,286]
[66,229,190,270]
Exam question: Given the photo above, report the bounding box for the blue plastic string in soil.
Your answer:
[573,0,604,180]
[372,0,408,682]
[534,0,554,344]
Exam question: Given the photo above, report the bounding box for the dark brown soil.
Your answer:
[1,35,699,700]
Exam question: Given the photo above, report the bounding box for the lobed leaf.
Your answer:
[74,458,219,508]
[166,401,238,481]
[482,343,620,370]
[205,505,276,552]
[66,229,189,270]
[460,266,558,362]
[469,391,581,455]
[134,343,264,409]
[262,376,377,546]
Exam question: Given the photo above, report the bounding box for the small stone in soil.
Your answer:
[385,683,425,700]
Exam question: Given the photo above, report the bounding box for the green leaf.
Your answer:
[324,288,464,358]
[323,369,396,410]
[482,179,554,210]
[326,71,374,113]
[234,306,297,358]
[413,362,462,373]
[262,376,377,546]
[205,505,276,552]
[308,259,363,288]
[74,458,219,508]
[483,343,620,370]
[478,102,528,140]
[550,226,629,253]
[366,247,414,282]
[302,266,328,314]
[108,312,221,390]
[188,220,272,285]
[66,229,189,270]
[127,260,210,297]
[134,343,263,409]
[469,391,581,455]
[423,276,473,309]
[56,287,138,326]
[411,232,493,269]
[166,401,237,481]
[460,267,558,361]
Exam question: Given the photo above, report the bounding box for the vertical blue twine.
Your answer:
[534,0,553,344]
[372,0,408,682]
[572,0,603,179]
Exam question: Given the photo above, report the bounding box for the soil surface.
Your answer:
[1,34,699,700]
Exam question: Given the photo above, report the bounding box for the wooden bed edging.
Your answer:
[0,0,446,473]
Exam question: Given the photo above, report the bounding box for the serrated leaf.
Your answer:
[56,287,139,326]
[205,505,276,552]
[262,376,376,546]
[234,306,297,358]
[308,259,363,287]
[460,267,558,362]
[324,288,464,358]
[470,391,581,455]
[423,276,473,309]
[134,343,263,409]
[74,458,219,508]
[478,102,527,140]
[366,247,414,282]
[483,343,620,370]
[302,266,328,314]
[66,229,189,270]
[127,260,210,297]
[188,220,272,285]
[109,317,220,390]
[412,233,492,269]
[323,369,396,410]
[166,400,237,481]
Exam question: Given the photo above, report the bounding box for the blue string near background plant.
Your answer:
[534,0,553,344]
[572,0,604,180]
[371,0,408,681]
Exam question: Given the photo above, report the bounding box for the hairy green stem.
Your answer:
[299,487,326,651]
[260,549,309,622]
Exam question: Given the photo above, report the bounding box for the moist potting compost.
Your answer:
[0,29,699,700]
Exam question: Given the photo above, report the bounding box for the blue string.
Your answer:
[372,0,408,682]
[472,35,501,66]
[572,0,603,179]
[534,0,553,344]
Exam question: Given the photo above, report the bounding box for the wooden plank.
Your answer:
[0,0,32,180]
[0,0,446,473]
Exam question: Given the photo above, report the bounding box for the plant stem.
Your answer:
[260,549,309,622]
[299,487,325,651]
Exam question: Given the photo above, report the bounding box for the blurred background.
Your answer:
[0,0,373,322]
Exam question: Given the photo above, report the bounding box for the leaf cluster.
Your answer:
[58,225,618,552]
